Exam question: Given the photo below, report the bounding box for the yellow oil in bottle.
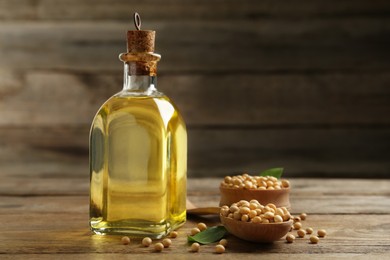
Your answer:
[89,93,187,238]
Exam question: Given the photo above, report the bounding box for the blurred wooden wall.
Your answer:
[0,0,389,179]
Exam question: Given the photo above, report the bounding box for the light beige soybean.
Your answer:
[281,179,290,188]
[190,227,201,236]
[293,222,302,230]
[310,236,319,244]
[224,176,232,183]
[239,207,250,214]
[197,222,207,231]
[154,242,164,252]
[233,211,242,220]
[142,237,152,247]
[221,209,230,217]
[275,208,284,216]
[286,234,295,243]
[264,211,275,219]
[283,213,291,221]
[190,242,200,252]
[241,214,249,222]
[274,215,283,223]
[249,203,258,210]
[249,210,257,219]
[233,178,242,186]
[239,200,250,207]
[219,239,228,247]
[258,180,267,187]
[121,236,131,245]
[306,228,313,234]
[269,176,278,182]
[300,213,307,220]
[318,229,327,237]
[297,229,306,238]
[281,207,289,215]
[229,205,239,213]
[244,181,253,189]
[293,216,301,223]
[252,216,262,223]
[170,231,178,238]
[162,238,172,248]
[215,244,225,254]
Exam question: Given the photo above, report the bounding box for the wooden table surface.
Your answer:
[1,177,389,259]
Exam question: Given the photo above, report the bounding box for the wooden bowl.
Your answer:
[219,186,291,209]
[220,215,293,243]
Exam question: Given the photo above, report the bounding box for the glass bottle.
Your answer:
[89,19,187,238]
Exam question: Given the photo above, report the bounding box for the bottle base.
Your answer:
[91,227,169,239]
[90,218,185,239]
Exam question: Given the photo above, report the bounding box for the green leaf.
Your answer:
[259,167,284,179]
[187,226,228,244]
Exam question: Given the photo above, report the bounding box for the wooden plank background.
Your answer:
[0,0,389,178]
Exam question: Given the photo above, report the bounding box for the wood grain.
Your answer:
[1,70,390,126]
[2,194,390,215]
[2,176,390,197]
[0,19,389,72]
[0,0,389,179]
[1,0,389,20]
[0,178,389,258]
[0,127,389,178]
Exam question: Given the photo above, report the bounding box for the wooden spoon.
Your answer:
[220,215,293,243]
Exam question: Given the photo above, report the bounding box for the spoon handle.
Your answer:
[187,207,220,215]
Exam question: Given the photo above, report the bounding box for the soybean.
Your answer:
[219,239,228,247]
[318,229,327,237]
[121,236,131,245]
[310,236,320,244]
[197,223,207,231]
[142,237,152,247]
[190,242,200,252]
[297,229,306,238]
[215,244,225,254]
[293,222,302,230]
[169,231,178,238]
[162,238,172,248]
[190,228,201,236]
[154,242,164,252]
[286,234,295,243]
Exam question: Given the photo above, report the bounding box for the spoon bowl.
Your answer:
[220,215,293,243]
[219,186,290,209]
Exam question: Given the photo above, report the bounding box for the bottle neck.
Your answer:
[123,62,158,93]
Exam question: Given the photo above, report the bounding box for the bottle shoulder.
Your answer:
[91,92,186,129]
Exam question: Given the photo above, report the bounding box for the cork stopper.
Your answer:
[126,13,155,53]
[119,13,161,76]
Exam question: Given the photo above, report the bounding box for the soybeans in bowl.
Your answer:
[220,173,291,208]
[220,200,293,243]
